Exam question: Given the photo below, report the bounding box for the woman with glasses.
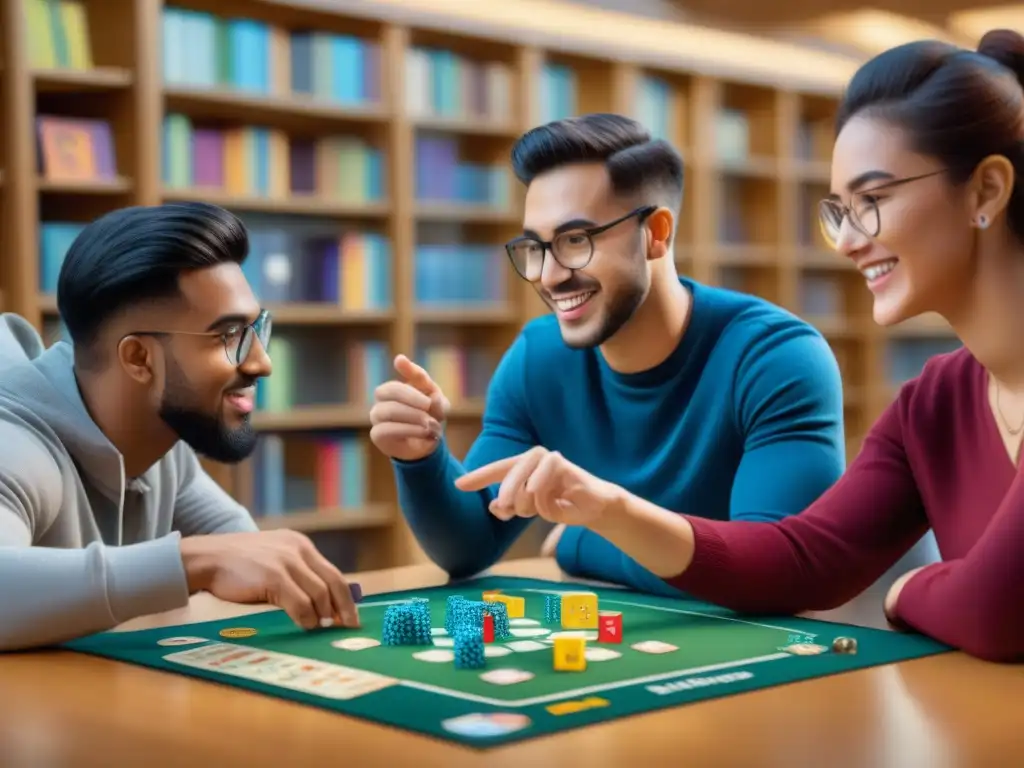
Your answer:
[465,30,1024,661]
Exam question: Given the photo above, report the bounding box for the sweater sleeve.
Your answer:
[893,471,1024,662]
[728,321,847,522]
[391,334,538,578]
[666,400,931,613]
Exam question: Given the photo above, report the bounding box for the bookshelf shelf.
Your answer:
[164,87,390,130]
[38,176,132,194]
[162,189,391,219]
[256,505,395,534]
[4,0,933,570]
[33,66,133,92]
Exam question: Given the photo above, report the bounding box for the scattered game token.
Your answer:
[631,640,678,654]
[432,637,455,647]
[348,582,363,603]
[506,640,548,652]
[548,630,598,642]
[782,643,828,656]
[330,637,380,651]
[441,712,532,738]
[430,627,447,636]
[484,646,513,658]
[584,647,622,662]
[832,637,858,654]
[480,668,534,685]
[509,618,541,627]
[509,627,549,638]
[219,627,257,639]
[156,636,208,647]
[413,649,455,663]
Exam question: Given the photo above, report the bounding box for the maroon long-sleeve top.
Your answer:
[667,346,1023,662]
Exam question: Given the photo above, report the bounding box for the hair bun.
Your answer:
[977,29,1024,87]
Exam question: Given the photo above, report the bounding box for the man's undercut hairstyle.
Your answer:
[511,113,685,216]
[836,29,1024,242]
[57,201,249,363]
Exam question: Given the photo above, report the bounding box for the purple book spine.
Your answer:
[89,120,116,177]
[289,140,317,194]
[363,42,380,103]
[192,129,225,188]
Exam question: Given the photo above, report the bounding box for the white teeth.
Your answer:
[555,292,594,312]
[862,260,897,281]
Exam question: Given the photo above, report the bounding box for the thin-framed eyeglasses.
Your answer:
[504,204,658,281]
[818,169,948,249]
[125,309,273,366]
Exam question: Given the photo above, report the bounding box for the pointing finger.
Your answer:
[455,454,524,491]
[394,354,440,397]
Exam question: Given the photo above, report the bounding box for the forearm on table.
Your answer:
[394,441,527,578]
[0,536,190,651]
[894,488,1024,662]
[587,490,696,579]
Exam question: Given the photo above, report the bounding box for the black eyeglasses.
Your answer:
[125,309,273,366]
[504,205,657,281]
[818,169,947,248]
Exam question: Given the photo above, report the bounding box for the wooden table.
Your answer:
[2,557,1023,767]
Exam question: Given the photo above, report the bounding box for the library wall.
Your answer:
[1,0,960,572]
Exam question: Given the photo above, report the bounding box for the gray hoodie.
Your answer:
[0,313,257,651]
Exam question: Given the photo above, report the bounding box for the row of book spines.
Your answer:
[251,432,368,515]
[256,340,391,413]
[414,135,509,207]
[246,230,391,308]
[416,345,498,402]
[25,0,91,70]
[405,47,513,121]
[414,246,507,305]
[162,6,380,104]
[162,115,384,202]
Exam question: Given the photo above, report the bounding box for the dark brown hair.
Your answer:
[837,29,1024,240]
[510,113,684,214]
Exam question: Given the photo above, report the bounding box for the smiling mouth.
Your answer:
[224,386,256,414]
[861,258,898,282]
[552,291,596,312]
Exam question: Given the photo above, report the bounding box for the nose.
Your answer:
[239,335,272,378]
[835,215,870,260]
[539,247,572,290]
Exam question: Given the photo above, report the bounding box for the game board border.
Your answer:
[343,586,820,708]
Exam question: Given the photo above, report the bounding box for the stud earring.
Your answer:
[976,214,989,229]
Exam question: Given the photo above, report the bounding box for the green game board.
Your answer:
[63,576,951,748]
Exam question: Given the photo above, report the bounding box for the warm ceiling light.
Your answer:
[948,6,1024,43]
[794,9,972,56]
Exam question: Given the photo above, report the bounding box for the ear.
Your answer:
[645,207,675,261]
[968,154,1015,228]
[117,335,157,385]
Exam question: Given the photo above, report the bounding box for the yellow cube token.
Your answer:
[560,592,598,629]
[553,636,587,671]
[488,594,524,617]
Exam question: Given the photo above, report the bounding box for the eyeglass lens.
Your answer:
[508,230,594,280]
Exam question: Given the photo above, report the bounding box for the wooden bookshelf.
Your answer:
[0,0,960,571]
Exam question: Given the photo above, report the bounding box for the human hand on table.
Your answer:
[369,354,449,461]
[455,447,622,527]
[883,566,927,625]
[179,529,361,631]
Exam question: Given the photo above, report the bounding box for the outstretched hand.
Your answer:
[454,447,621,527]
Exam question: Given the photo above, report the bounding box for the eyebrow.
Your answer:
[204,313,252,332]
[829,170,897,199]
[523,217,598,239]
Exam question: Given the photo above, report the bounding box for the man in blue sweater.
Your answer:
[370,114,846,596]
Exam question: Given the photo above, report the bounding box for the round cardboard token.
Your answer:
[156,636,208,647]
[781,642,828,656]
[432,637,456,647]
[509,627,549,637]
[219,627,258,639]
[584,647,622,661]
[413,649,455,663]
[430,627,448,636]
[509,618,540,626]
[484,645,513,658]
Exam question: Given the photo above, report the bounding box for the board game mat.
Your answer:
[63,576,952,748]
